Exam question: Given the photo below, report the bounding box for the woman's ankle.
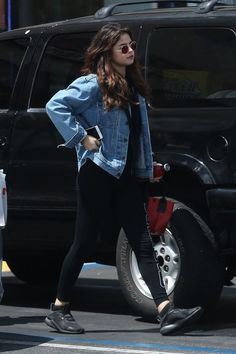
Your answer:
[157,300,170,315]
[54,299,69,307]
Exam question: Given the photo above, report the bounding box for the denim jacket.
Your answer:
[46,74,153,179]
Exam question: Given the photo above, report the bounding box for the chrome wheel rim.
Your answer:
[130,228,181,298]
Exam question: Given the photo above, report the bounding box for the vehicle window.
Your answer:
[147,28,236,108]
[30,33,94,108]
[0,38,29,109]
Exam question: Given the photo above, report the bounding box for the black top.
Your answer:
[121,87,141,178]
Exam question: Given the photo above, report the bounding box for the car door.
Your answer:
[5,30,97,253]
[0,36,31,177]
[140,21,236,186]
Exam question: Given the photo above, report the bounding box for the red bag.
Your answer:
[147,196,174,235]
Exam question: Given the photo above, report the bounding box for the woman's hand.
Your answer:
[81,135,101,151]
[150,162,169,183]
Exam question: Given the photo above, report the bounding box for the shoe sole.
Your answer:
[160,307,204,335]
[45,317,85,334]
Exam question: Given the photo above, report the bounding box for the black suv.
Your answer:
[1,0,236,319]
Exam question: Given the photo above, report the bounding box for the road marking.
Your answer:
[82,263,107,271]
[1,261,105,273]
[2,261,10,272]
[1,338,236,354]
[0,340,175,353]
[38,343,174,353]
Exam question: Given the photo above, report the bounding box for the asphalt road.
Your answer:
[0,264,236,354]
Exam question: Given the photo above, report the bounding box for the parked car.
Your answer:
[1,0,236,319]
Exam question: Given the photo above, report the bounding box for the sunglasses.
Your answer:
[117,41,137,54]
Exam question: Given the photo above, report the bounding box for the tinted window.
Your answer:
[0,38,29,109]
[31,33,94,108]
[147,28,236,108]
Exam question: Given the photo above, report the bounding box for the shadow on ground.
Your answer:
[1,274,236,333]
[1,276,134,315]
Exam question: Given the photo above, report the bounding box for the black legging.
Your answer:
[56,159,168,307]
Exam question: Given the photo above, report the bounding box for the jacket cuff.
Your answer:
[59,125,87,149]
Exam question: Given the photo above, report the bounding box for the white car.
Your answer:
[0,232,3,302]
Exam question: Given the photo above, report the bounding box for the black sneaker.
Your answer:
[159,304,203,335]
[45,303,85,334]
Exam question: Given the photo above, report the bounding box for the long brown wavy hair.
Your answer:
[81,23,149,110]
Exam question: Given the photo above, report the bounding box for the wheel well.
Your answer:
[149,166,210,223]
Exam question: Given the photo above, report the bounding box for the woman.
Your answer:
[45,23,203,336]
